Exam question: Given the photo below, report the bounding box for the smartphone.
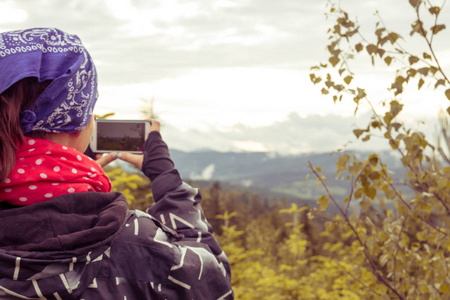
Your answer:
[90,119,151,153]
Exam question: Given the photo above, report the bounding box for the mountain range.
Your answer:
[169,148,405,205]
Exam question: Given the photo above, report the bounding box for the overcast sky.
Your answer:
[1,0,449,154]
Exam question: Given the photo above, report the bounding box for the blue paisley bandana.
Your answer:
[0,28,98,133]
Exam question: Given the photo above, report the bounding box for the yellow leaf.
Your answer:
[390,100,403,116]
[353,129,365,138]
[377,48,385,57]
[96,112,116,119]
[445,89,450,100]
[325,222,335,231]
[418,78,424,90]
[440,284,450,294]
[385,189,396,200]
[379,231,389,242]
[329,56,340,67]
[408,56,419,65]
[344,75,353,85]
[431,24,446,35]
[384,56,392,65]
[435,79,446,89]
[417,67,429,75]
[429,6,440,15]
[317,195,329,211]
[409,0,420,8]
[369,154,378,166]
[336,153,350,176]
[423,204,432,212]
[420,284,429,294]
[366,187,376,199]
[445,241,450,252]
[423,52,432,59]
[416,230,427,241]
[388,32,400,44]
[360,198,371,212]
[366,44,378,55]
[126,182,138,189]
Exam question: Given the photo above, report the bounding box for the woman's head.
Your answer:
[0,28,98,133]
[0,28,98,181]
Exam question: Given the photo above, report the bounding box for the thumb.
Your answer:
[96,153,119,167]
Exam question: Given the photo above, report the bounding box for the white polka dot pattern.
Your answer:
[0,137,111,205]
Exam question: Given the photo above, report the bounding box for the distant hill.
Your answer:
[169,149,406,204]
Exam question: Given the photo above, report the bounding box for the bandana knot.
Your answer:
[20,110,37,133]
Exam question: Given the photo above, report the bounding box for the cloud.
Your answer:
[1,0,448,156]
[162,110,443,155]
[0,1,27,24]
[1,1,120,34]
[1,0,332,85]
[6,0,438,89]
[4,0,447,86]
[162,112,371,154]
[189,163,215,180]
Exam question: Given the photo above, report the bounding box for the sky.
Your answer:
[1,0,450,154]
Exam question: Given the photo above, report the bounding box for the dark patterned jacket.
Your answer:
[0,169,233,299]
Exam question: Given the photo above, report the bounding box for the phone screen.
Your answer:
[96,121,147,152]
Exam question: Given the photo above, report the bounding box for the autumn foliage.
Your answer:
[308,0,450,298]
[105,0,450,299]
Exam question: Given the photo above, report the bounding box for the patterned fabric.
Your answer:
[0,171,234,299]
[0,27,98,133]
[0,137,111,205]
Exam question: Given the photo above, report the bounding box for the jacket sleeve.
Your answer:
[146,170,234,299]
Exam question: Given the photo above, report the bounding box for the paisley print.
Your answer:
[0,28,98,133]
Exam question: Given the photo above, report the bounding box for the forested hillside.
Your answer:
[106,166,393,299]
[107,0,450,298]
[171,149,405,203]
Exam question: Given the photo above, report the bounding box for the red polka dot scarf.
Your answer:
[0,137,111,206]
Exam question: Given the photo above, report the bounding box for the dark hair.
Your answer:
[0,77,50,182]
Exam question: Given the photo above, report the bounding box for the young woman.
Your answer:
[0,28,233,299]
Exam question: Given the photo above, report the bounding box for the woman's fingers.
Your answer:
[95,153,118,167]
[95,152,143,169]
[148,118,160,132]
[118,152,144,169]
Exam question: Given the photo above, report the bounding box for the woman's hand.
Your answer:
[98,119,161,169]
[116,152,143,169]
[95,152,141,168]
[148,119,160,132]
[95,152,118,167]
